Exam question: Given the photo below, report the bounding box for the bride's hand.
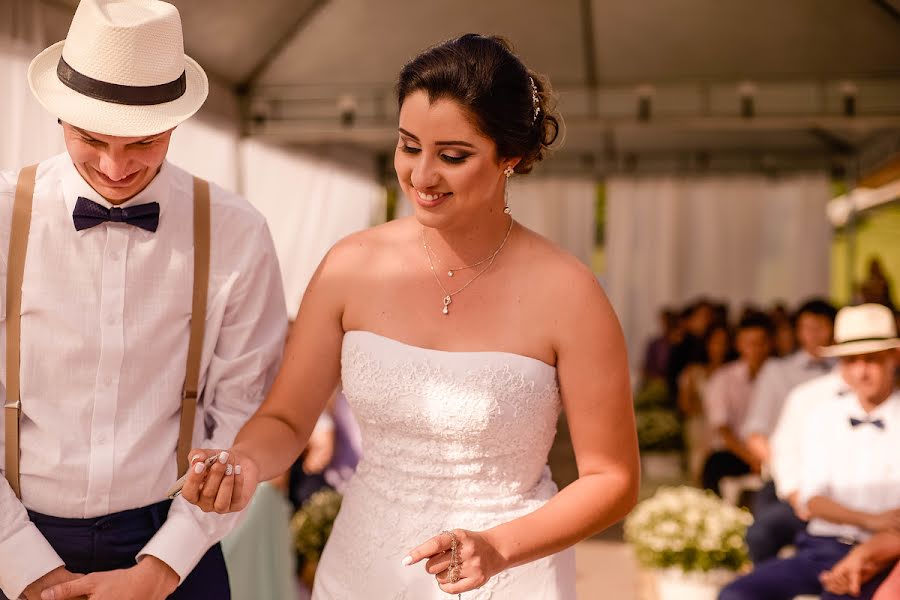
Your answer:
[180,448,259,513]
[404,529,508,594]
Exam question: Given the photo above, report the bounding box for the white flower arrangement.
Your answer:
[624,486,753,573]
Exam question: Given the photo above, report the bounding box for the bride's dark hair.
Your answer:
[396,34,560,174]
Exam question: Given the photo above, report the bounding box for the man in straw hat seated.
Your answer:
[0,1,287,599]
[719,303,900,600]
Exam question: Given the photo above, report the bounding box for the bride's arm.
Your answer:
[489,261,638,560]
[408,257,639,590]
[181,239,353,511]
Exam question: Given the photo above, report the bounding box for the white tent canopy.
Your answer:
[26,0,900,175]
[3,0,900,357]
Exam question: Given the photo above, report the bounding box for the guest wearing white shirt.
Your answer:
[719,304,900,600]
[701,313,773,495]
[0,2,287,599]
[742,299,837,563]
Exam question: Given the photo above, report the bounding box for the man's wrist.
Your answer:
[137,555,179,595]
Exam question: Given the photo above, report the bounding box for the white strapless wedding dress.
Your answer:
[312,331,576,599]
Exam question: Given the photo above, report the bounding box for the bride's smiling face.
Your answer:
[395,91,514,228]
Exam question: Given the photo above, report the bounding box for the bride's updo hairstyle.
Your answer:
[397,33,560,174]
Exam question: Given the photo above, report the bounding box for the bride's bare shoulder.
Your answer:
[318,217,419,274]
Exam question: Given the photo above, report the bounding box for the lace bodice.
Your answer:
[312,331,576,599]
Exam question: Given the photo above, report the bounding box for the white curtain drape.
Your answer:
[395,176,597,265]
[509,176,597,266]
[166,116,241,192]
[606,173,832,364]
[241,139,385,314]
[0,0,65,168]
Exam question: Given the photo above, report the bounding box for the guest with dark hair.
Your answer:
[701,313,773,495]
[667,299,714,402]
[642,308,679,385]
[678,324,731,484]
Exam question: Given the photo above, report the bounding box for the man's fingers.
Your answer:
[849,569,861,595]
[41,576,91,600]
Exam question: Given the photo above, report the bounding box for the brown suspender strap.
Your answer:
[5,165,38,499]
[3,170,209,497]
[176,177,210,477]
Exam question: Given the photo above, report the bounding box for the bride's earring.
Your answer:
[503,166,514,215]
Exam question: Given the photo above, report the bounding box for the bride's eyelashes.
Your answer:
[398,143,471,164]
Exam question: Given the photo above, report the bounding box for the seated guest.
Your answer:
[678,324,731,484]
[719,303,900,600]
[701,314,773,495]
[742,299,837,562]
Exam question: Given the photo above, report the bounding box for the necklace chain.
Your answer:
[422,218,514,315]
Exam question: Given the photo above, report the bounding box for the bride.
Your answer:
[181,34,639,599]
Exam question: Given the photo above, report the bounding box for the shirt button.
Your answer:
[95,434,107,444]
[106,314,117,326]
[109,252,120,261]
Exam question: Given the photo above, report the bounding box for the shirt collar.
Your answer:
[846,388,900,420]
[795,350,836,371]
[62,159,172,233]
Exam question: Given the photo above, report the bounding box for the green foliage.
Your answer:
[291,488,343,564]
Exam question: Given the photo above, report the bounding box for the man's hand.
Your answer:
[820,545,878,597]
[864,509,900,534]
[22,567,84,600]
[302,426,336,474]
[39,556,178,600]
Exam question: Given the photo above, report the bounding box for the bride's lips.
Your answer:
[414,188,452,209]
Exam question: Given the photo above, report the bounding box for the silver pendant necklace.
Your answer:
[422,218,514,315]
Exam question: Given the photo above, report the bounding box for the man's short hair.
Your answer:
[737,312,775,336]
[794,298,838,324]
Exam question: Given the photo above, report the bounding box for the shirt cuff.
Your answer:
[137,502,239,584]
[0,522,64,600]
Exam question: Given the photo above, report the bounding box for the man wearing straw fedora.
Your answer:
[720,303,900,600]
[0,1,287,599]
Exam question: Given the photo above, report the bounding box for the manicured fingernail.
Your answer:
[402,555,413,566]
[194,461,206,474]
[235,465,242,475]
[41,590,54,600]
[219,451,229,464]
[226,464,234,476]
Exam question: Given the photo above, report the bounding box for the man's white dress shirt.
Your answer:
[0,154,287,598]
[741,350,835,439]
[769,371,845,499]
[797,387,900,543]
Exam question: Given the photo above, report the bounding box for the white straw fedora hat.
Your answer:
[28,0,208,137]
[819,303,900,358]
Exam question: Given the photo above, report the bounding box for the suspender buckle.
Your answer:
[182,390,198,401]
[3,400,21,410]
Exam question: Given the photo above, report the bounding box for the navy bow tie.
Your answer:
[849,416,885,430]
[72,197,160,232]
[807,360,832,372]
